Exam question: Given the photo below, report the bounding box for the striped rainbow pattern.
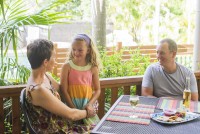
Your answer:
[156,98,200,113]
[68,68,93,109]
[106,103,155,125]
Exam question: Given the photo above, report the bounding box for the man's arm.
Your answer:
[142,65,155,97]
[191,92,198,101]
[190,72,199,101]
[142,87,156,97]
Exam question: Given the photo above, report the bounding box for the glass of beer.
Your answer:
[129,95,139,119]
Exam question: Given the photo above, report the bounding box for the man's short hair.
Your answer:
[160,38,177,52]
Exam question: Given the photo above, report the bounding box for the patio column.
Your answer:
[193,0,200,71]
[154,0,160,45]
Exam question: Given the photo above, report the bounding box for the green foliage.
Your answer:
[107,0,194,44]
[3,97,29,133]
[0,0,71,65]
[99,47,150,78]
[164,0,185,16]
[107,0,156,43]
[4,98,12,134]
[0,58,30,85]
[4,120,12,134]
[99,47,151,112]
[52,0,91,21]
[0,1,72,133]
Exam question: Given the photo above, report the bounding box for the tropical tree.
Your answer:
[158,0,194,43]
[0,0,71,85]
[107,0,156,44]
[106,0,195,45]
[0,0,74,132]
[91,0,106,48]
[0,0,71,64]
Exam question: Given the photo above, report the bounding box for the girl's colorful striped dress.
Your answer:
[68,60,100,126]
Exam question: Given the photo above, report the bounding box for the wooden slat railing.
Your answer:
[0,72,200,133]
[98,76,143,118]
[0,84,26,134]
[53,43,193,77]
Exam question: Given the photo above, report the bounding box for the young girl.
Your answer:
[60,34,101,128]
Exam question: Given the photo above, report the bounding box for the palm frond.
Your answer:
[0,0,71,63]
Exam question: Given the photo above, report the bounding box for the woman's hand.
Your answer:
[85,104,96,118]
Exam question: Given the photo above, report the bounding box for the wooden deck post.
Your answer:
[116,42,122,52]
[111,87,118,106]
[53,43,58,76]
[136,85,142,96]
[0,98,4,134]
[12,96,21,134]
[98,88,105,119]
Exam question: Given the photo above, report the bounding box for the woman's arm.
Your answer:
[30,86,94,121]
[60,63,76,108]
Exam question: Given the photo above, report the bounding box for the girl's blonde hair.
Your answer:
[68,34,102,69]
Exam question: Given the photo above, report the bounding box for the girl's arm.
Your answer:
[29,86,95,121]
[60,63,76,108]
[87,66,101,106]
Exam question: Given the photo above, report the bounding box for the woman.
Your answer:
[26,39,96,133]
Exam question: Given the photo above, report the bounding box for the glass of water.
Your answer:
[129,95,139,118]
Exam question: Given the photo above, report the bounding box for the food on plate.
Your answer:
[175,111,186,118]
[169,115,178,120]
[152,111,200,124]
[163,109,176,116]
[157,116,169,122]
[176,108,186,118]
[156,110,186,123]
[156,114,185,122]
[175,117,184,122]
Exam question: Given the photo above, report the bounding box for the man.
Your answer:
[142,38,198,101]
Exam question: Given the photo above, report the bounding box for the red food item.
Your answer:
[175,112,186,118]
[163,109,176,116]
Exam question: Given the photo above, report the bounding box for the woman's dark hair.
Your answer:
[27,39,54,69]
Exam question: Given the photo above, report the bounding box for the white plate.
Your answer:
[151,112,200,124]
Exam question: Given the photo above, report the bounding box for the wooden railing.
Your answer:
[53,43,193,77]
[0,72,200,133]
[110,42,193,61]
[0,84,26,134]
[98,76,143,119]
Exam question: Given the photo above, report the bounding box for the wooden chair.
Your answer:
[20,88,37,134]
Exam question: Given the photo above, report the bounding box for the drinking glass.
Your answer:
[129,95,139,118]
